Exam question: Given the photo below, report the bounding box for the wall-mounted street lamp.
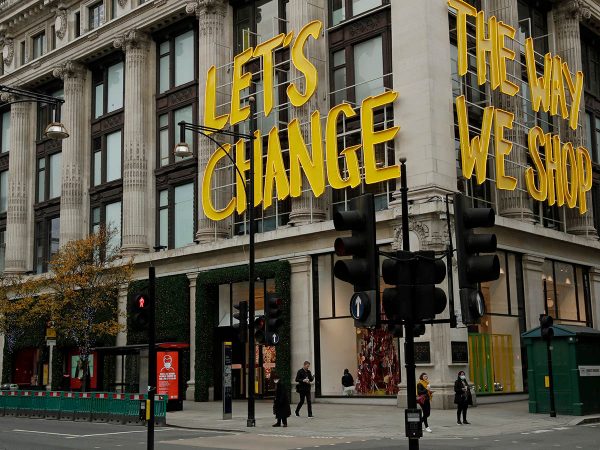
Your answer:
[0,85,68,140]
[174,107,258,428]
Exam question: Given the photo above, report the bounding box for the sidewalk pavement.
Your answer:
[167,400,600,439]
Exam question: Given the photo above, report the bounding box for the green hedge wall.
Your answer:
[126,274,190,395]
[195,260,291,401]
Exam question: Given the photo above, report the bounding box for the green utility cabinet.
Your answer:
[522,325,600,416]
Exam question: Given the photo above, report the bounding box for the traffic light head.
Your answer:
[233,301,248,343]
[254,316,266,345]
[539,314,554,341]
[382,251,447,323]
[333,193,380,328]
[265,295,282,345]
[454,193,499,325]
[131,293,150,331]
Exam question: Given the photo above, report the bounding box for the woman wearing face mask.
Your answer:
[454,370,472,424]
[416,373,433,432]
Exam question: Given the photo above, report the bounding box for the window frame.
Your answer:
[34,209,60,274]
[92,59,125,119]
[31,31,46,60]
[156,23,198,94]
[155,180,197,250]
[329,0,388,28]
[88,1,105,31]
[0,107,10,154]
[91,129,123,187]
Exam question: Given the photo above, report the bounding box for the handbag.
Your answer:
[416,394,427,406]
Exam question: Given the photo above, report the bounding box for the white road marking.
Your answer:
[12,429,78,438]
[532,429,553,434]
[65,429,170,439]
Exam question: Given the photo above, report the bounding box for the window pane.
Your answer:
[38,159,46,201]
[159,127,169,167]
[94,84,104,118]
[107,62,124,112]
[576,267,587,323]
[352,0,381,16]
[105,201,122,249]
[106,131,122,181]
[49,217,60,260]
[354,36,384,105]
[174,183,194,248]
[92,207,101,233]
[159,55,170,93]
[0,171,7,212]
[332,0,345,25]
[555,262,577,321]
[159,190,168,248]
[174,106,193,160]
[2,111,10,153]
[256,0,279,43]
[94,150,102,186]
[0,230,5,274]
[35,223,44,273]
[333,68,347,104]
[49,152,62,199]
[174,30,194,86]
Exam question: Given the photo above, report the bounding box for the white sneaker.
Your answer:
[425,427,432,433]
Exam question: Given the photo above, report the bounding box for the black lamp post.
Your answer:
[174,99,258,427]
[0,85,68,140]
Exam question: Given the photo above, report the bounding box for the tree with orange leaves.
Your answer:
[37,226,133,391]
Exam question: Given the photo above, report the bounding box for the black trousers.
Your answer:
[296,391,312,416]
[276,416,288,426]
[457,401,469,421]
[420,401,431,428]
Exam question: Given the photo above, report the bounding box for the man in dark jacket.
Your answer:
[295,361,314,417]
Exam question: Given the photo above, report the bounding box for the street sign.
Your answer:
[350,292,369,321]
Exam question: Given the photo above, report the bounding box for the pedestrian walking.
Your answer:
[295,361,314,417]
[272,372,291,427]
[341,368,355,396]
[454,370,472,424]
[416,372,433,433]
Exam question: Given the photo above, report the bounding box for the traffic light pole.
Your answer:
[546,338,556,418]
[148,266,156,450]
[247,96,256,428]
[399,159,419,450]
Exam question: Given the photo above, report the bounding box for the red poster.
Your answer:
[157,351,179,400]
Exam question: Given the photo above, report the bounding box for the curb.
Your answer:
[166,424,246,433]
[569,416,600,426]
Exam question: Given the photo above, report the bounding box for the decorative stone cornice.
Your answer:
[553,0,592,20]
[113,29,151,52]
[2,36,13,66]
[53,60,87,80]
[54,8,67,40]
[118,0,128,7]
[186,0,227,17]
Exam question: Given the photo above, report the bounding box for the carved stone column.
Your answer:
[287,0,327,225]
[553,0,596,237]
[54,61,88,246]
[4,100,32,274]
[114,30,151,255]
[488,0,534,222]
[191,0,230,243]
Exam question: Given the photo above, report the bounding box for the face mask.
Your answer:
[460,375,466,380]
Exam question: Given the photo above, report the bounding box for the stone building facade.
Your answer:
[0,0,599,407]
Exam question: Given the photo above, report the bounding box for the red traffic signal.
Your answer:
[131,293,150,331]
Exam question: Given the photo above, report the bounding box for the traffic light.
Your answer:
[131,293,150,331]
[454,193,500,325]
[412,251,447,321]
[333,193,379,328]
[254,316,266,345]
[264,295,282,345]
[540,314,554,341]
[382,251,447,324]
[233,301,248,343]
[382,251,414,324]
